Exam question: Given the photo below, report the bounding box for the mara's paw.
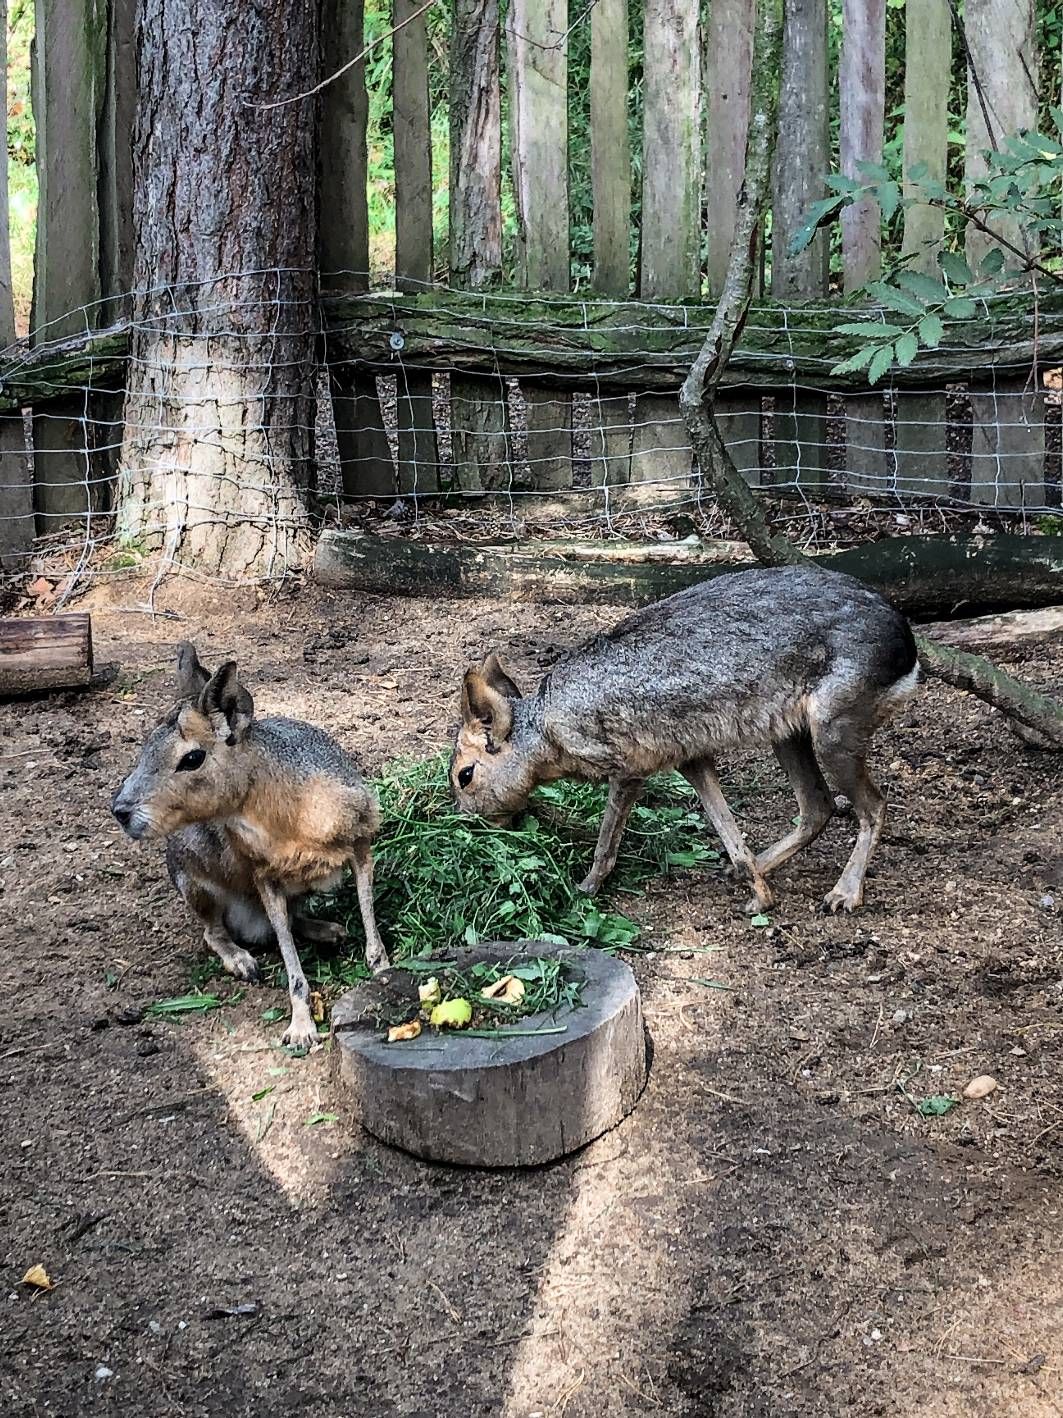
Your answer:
[821,886,863,915]
[223,946,262,984]
[576,873,603,898]
[282,1010,322,1055]
[365,943,391,975]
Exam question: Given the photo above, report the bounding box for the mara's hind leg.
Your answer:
[682,758,773,913]
[351,841,389,974]
[754,732,834,879]
[578,776,645,896]
[182,881,262,983]
[812,720,886,914]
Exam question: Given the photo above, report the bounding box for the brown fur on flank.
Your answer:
[111,644,386,1051]
[451,567,921,915]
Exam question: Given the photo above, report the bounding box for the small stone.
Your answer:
[148,1321,163,1335]
[94,1365,114,1381]
[892,1009,909,1025]
[870,1328,883,1342]
[1040,894,1055,910]
[963,1074,998,1100]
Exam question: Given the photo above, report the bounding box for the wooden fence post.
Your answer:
[449,0,510,493]
[30,0,109,535]
[770,0,830,491]
[0,0,32,568]
[969,379,1045,509]
[591,0,629,298]
[393,0,439,495]
[320,0,395,498]
[839,0,888,492]
[635,0,700,493]
[896,0,952,501]
[706,0,760,486]
[507,0,571,490]
[964,0,1038,270]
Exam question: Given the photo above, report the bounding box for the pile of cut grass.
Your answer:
[294,752,722,990]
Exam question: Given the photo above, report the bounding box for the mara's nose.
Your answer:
[112,802,133,829]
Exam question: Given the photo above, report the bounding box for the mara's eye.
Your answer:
[457,765,475,789]
[177,748,207,773]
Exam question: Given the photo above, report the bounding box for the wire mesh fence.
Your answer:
[1,270,1060,595]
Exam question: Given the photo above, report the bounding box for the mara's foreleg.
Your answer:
[578,777,646,896]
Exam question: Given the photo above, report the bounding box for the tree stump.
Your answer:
[0,614,93,695]
[332,943,647,1166]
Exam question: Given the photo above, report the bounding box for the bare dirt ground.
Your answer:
[1,580,1061,1418]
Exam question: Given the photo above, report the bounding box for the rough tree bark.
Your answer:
[117,0,317,577]
[679,0,1063,747]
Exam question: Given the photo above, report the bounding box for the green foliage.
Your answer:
[297,752,723,983]
[793,113,1063,384]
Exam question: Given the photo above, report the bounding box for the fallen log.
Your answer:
[0,613,94,695]
[921,605,1063,651]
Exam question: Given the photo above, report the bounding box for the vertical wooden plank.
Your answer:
[970,380,1046,509]
[507,1,570,487]
[901,0,950,268]
[705,0,758,484]
[320,0,395,496]
[30,0,108,533]
[320,0,370,291]
[640,0,701,299]
[591,0,630,297]
[523,385,572,491]
[395,366,440,495]
[630,393,693,490]
[98,0,135,310]
[839,0,888,493]
[896,2,952,500]
[770,0,829,489]
[450,0,502,289]
[839,0,884,292]
[705,0,755,297]
[449,0,510,491]
[964,0,1038,270]
[506,0,569,292]
[0,1,32,568]
[586,394,632,488]
[393,0,434,289]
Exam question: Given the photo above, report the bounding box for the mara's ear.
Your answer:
[482,651,522,701]
[461,667,514,742]
[199,661,254,743]
[175,641,210,701]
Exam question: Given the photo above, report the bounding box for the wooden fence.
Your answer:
[0,0,1059,572]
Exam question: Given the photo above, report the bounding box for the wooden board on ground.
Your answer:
[332,943,647,1167]
[0,613,94,695]
[314,528,1063,616]
[922,605,1063,651]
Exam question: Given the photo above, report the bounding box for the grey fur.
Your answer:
[451,567,920,914]
[112,646,387,1050]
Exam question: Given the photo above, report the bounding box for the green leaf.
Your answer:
[942,296,977,318]
[261,1006,286,1024]
[917,313,944,348]
[907,159,929,182]
[787,195,846,256]
[855,159,889,183]
[916,1095,958,1117]
[1051,105,1063,137]
[824,173,865,195]
[878,181,902,223]
[146,993,223,1017]
[831,347,880,376]
[689,978,737,991]
[894,332,919,367]
[251,1086,274,1102]
[896,271,949,303]
[938,251,974,285]
[832,321,905,339]
[305,1112,339,1127]
[868,344,896,386]
[979,247,1006,277]
[866,281,924,316]
[749,914,772,927]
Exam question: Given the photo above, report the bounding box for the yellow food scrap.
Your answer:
[310,991,326,1023]
[22,1264,55,1291]
[480,974,526,1006]
[430,998,473,1029]
[387,1018,422,1043]
[418,977,442,1009]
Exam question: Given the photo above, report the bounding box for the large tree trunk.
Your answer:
[117,0,317,577]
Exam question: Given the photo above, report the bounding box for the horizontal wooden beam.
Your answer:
[2,286,1059,410]
[0,612,94,695]
[314,528,1063,617]
[322,288,1063,392]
